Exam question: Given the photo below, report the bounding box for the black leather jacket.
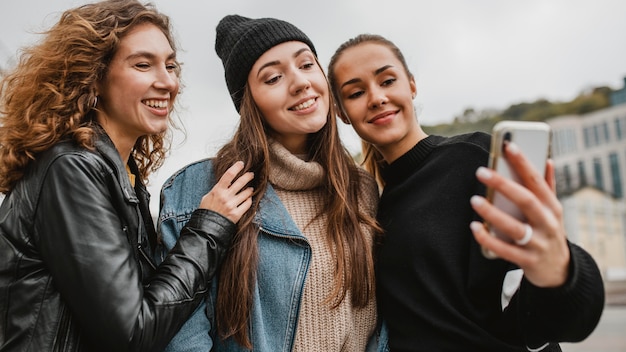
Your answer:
[0,131,235,351]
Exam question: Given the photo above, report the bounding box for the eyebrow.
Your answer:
[255,47,312,78]
[126,50,177,61]
[340,64,394,89]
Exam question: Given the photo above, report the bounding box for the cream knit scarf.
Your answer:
[267,140,377,352]
[268,140,324,191]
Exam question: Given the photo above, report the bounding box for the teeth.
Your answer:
[144,99,168,109]
[292,98,315,111]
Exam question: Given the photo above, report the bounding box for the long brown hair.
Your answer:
[328,34,415,188]
[213,58,381,348]
[0,0,179,193]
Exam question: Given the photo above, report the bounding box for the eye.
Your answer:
[135,62,150,70]
[347,90,364,100]
[381,78,396,86]
[167,62,181,76]
[265,74,281,85]
[166,62,179,72]
[301,62,315,70]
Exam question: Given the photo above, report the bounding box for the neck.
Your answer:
[108,133,133,165]
[379,124,429,164]
[272,133,308,155]
[96,118,136,165]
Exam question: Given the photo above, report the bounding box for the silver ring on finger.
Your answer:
[515,223,533,246]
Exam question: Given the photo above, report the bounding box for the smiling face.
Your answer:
[95,22,179,153]
[333,42,422,163]
[247,41,329,154]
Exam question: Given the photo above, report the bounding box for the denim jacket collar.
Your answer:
[255,184,305,239]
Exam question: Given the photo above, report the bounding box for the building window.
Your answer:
[563,164,572,192]
[553,130,562,157]
[609,153,623,198]
[593,157,603,190]
[569,128,578,152]
[553,129,574,157]
[602,122,610,143]
[616,117,623,140]
[593,125,600,145]
[583,127,591,148]
[558,128,577,155]
[578,160,587,187]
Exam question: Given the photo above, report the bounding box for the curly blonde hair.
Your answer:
[0,0,179,193]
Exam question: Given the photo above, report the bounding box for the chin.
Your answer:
[151,121,169,133]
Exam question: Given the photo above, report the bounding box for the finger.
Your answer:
[227,189,254,222]
[545,159,556,192]
[475,167,550,226]
[228,171,254,194]
[472,220,569,287]
[232,187,254,209]
[470,195,534,245]
[216,161,245,188]
[515,223,533,246]
[470,221,530,262]
[231,196,253,222]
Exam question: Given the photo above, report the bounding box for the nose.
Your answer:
[290,70,311,95]
[368,87,388,109]
[153,66,179,92]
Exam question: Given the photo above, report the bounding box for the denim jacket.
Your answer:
[157,158,388,352]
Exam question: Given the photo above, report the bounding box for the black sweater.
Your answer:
[376,133,605,352]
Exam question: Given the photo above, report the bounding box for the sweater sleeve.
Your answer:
[517,242,605,348]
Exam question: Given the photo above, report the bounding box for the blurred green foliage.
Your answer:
[422,86,613,136]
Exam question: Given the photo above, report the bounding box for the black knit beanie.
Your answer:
[215,14,317,112]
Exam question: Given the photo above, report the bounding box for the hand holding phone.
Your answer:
[481,121,551,259]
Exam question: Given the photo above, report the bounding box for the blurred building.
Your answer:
[549,103,626,199]
[611,76,626,106]
[561,187,626,281]
[548,77,626,282]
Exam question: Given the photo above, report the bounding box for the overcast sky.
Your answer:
[2,0,626,210]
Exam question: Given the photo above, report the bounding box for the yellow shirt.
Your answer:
[125,164,135,187]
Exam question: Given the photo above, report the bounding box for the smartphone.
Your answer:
[482,121,551,259]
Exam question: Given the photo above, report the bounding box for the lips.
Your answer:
[289,97,316,111]
[369,110,397,123]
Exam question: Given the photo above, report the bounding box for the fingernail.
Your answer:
[469,221,483,232]
[506,142,520,155]
[470,195,484,207]
[476,166,492,179]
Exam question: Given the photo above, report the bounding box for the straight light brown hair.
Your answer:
[213,61,381,348]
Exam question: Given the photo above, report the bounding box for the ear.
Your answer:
[91,86,100,108]
[409,76,417,99]
[333,103,351,124]
[338,110,351,125]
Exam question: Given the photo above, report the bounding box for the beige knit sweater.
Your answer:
[268,141,379,352]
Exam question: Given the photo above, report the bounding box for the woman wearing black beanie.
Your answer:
[157,15,385,352]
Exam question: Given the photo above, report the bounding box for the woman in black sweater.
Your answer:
[327,33,605,351]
